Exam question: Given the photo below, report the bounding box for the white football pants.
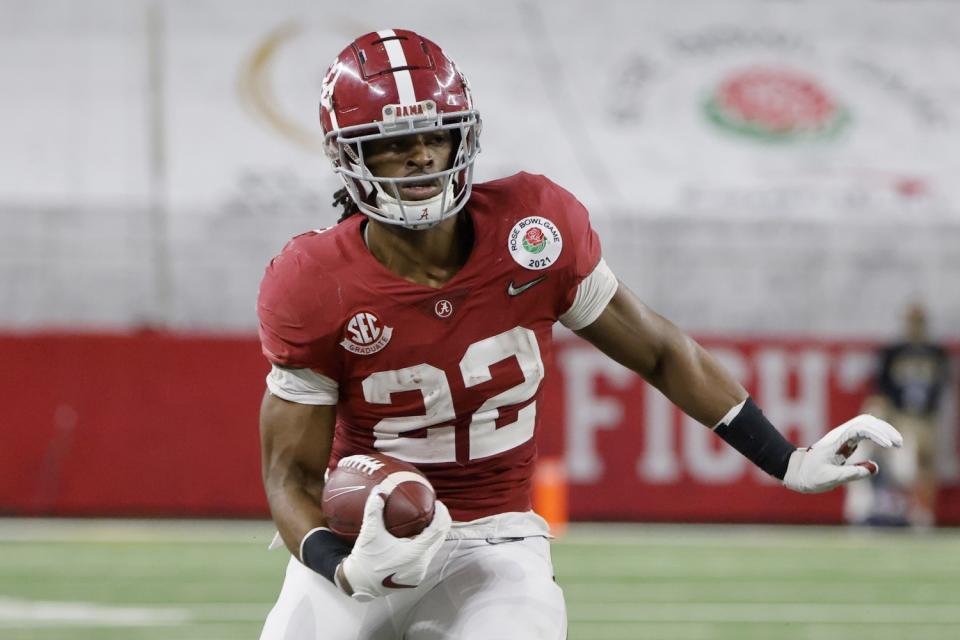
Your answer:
[259,536,566,640]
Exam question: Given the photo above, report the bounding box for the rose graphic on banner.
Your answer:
[704,67,850,142]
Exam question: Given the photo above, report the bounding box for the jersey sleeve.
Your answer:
[559,258,618,329]
[529,175,605,318]
[266,364,339,405]
[257,245,344,381]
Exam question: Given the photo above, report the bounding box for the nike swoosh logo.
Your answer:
[322,485,367,502]
[381,573,418,589]
[507,276,547,296]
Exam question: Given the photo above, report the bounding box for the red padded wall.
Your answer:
[1,331,957,523]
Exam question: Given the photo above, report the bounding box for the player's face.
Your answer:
[363,131,454,201]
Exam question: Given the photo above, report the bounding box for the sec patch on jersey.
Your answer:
[322,453,436,542]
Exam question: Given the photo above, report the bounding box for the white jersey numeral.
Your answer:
[361,327,544,463]
[362,364,456,463]
[460,327,543,459]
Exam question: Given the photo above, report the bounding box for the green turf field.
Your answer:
[1,519,958,639]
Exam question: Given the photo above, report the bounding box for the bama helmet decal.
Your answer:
[340,310,393,355]
[508,216,563,270]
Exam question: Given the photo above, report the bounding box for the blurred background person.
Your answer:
[846,303,950,527]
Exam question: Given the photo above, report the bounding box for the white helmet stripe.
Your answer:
[377,29,417,105]
[321,63,343,130]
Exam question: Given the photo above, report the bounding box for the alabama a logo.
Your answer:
[508,216,563,270]
[340,311,393,355]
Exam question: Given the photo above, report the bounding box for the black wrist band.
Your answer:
[300,528,352,584]
[713,398,796,479]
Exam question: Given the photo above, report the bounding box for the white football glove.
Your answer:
[783,414,903,493]
[338,483,451,602]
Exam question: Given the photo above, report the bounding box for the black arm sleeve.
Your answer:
[300,528,352,584]
[714,398,797,480]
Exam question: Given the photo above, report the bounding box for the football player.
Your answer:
[256,29,903,640]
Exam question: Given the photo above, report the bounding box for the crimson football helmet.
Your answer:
[319,29,482,229]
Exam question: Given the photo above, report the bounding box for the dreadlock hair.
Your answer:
[333,187,361,223]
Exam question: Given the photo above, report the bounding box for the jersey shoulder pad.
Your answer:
[257,225,354,375]
[490,172,599,268]
[473,172,583,221]
[475,172,602,315]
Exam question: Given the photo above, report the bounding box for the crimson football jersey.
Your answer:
[257,172,602,522]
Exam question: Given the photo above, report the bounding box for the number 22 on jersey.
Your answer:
[361,327,544,463]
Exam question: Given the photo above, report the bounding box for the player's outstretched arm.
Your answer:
[259,391,337,557]
[575,283,902,492]
[575,284,746,425]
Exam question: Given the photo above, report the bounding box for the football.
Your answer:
[321,453,436,542]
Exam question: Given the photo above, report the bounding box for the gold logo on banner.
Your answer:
[237,22,324,151]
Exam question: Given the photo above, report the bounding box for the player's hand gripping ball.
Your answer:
[322,453,436,542]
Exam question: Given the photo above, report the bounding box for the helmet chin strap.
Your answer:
[373,181,456,229]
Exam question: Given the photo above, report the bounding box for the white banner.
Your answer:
[2,0,958,217]
[0,0,958,330]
